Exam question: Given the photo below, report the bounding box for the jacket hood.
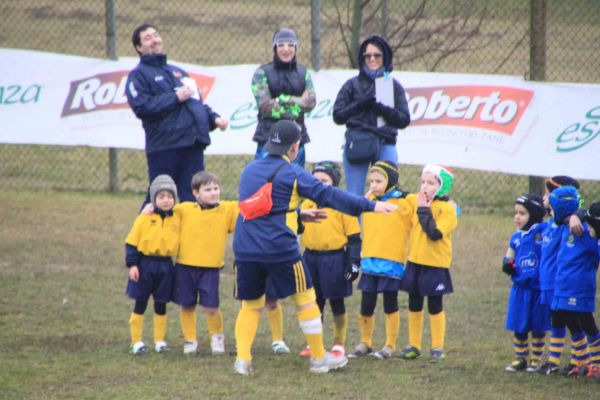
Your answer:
[358,35,393,74]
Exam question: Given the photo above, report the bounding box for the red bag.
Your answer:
[239,162,287,221]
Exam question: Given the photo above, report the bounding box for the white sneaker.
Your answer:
[183,340,198,355]
[309,351,348,373]
[272,340,291,355]
[234,359,253,376]
[154,341,170,353]
[211,334,225,355]
[130,341,148,355]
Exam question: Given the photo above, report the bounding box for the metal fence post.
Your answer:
[105,0,119,192]
[381,0,388,36]
[311,0,321,71]
[528,0,546,195]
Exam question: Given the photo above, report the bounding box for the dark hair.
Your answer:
[191,171,219,191]
[131,23,157,54]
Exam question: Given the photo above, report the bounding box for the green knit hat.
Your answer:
[422,164,455,197]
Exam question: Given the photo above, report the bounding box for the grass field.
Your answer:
[1,188,599,399]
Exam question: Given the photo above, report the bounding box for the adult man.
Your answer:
[251,28,316,168]
[126,23,228,203]
[232,120,397,375]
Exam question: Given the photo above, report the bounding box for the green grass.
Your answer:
[1,188,599,399]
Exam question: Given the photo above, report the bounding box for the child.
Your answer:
[537,176,581,374]
[398,164,458,363]
[348,160,413,360]
[298,161,362,358]
[125,174,180,355]
[171,171,238,355]
[549,188,600,379]
[501,193,549,372]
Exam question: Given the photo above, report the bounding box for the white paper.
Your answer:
[375,76,394,127]
[181,76,200,100]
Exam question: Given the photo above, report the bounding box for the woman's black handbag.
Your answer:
[344,130,380,164]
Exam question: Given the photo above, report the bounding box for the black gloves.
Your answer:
[502,257,516,276]
[373,101,393,116]
[344,262,360,282]
[354,96,375,112]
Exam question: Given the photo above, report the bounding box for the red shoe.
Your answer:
[331,344,345,357]
[585,364,600,379]
[299,346,311,358]
[567,363,589,377]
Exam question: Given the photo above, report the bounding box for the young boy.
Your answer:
[549,188,600,379]
[125,174,180,355]
[348,161,413,360]
[172,171,238,355]
[501,193,549,372]
[398,164,458,363]
[298,161,362,358]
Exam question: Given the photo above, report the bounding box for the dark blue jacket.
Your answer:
[126,54,219,154]
[333,36,410,144]
[233,155,376,263]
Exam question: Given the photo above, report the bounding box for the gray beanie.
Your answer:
[149,174,177,208]
[272,28,297,47]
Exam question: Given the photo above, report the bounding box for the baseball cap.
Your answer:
[264,120,301,155]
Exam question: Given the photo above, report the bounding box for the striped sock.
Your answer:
[384,311,400,351]
[547,326,566,366]
[571,332,589,366]
[530,334,545,364]
[359,314,375,348]
[513,336,529,360]
[587,332,600,365]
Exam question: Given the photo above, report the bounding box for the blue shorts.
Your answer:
[399,261,453,296]
[358,273,402,293]
[552,295,595,313]
[506,285,551,333]
[173,264,220,308]
[126,256,174,303]
[540,289,554,306]
[235,257,313,300]
[303,249,352,300]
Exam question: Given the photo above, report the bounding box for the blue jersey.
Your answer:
[509,222,546,289]
[539,219,565,292]
[554,223,600,300]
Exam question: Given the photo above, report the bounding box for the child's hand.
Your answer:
[300,209,327,223]
[140,203,154,215]
[569,214,584,236]
[129,266,140,282]
[501,257,516,276]
[417,190,431,208]
[374,201,397,214]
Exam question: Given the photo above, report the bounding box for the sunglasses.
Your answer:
[363,52,383,60]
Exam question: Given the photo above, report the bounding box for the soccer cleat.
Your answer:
[272,340,291,355]
[585,364,600,379]
[330,343,345,358]
[309,351,348,373]
[234,359,253,376]
[567,363,589,377]
[557,363,577,376]
[430,348,446,363]
[347,342,373,358]
[505,358,527,372]
[372,345,394,360]
[183,340,198,355]
[299,345,311,358]
[130,341,148,356]
[154,341,170,353]
[537,361,559,375]
[211,333,225,355]
[526,359,541,372]
[396,345,422,360]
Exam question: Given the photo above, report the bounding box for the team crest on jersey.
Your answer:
[173,71,183,78]
[566,234,575,247]
[568,297,577,306]
[535,232,542,244]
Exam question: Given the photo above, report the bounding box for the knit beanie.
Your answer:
[548,185,580,224]
[515,193,545,231]
[149,174,177,208]
[272,28,297,47]
[370,160,399,193]
[312,161,341,187]
[585,201,600,235]
[545,175,580,193]
[422,164,455,197]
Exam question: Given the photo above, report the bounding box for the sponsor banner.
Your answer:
[1,48,598,180]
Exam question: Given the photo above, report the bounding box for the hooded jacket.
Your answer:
[332,36,410,144]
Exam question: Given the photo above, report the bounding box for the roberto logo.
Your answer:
[61,71,215,117]
[555,105,600,152]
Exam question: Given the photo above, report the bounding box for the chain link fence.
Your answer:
[1,0,599,210]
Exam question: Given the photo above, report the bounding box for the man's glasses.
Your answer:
[363,52,383,60]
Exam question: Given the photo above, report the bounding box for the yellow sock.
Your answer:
[267,305,284,343]
[359,315,375,348]
[129,313,144,344]
[530,335,545,363]
[333,313,348,345]
[297,304,325,360]
[385,311,400,351]
[408,311,423,350]
[430,311,446,350]
[153,314,167,343]
[234,306,261,362]
[206,311,223,336]
[180,308,197,342]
